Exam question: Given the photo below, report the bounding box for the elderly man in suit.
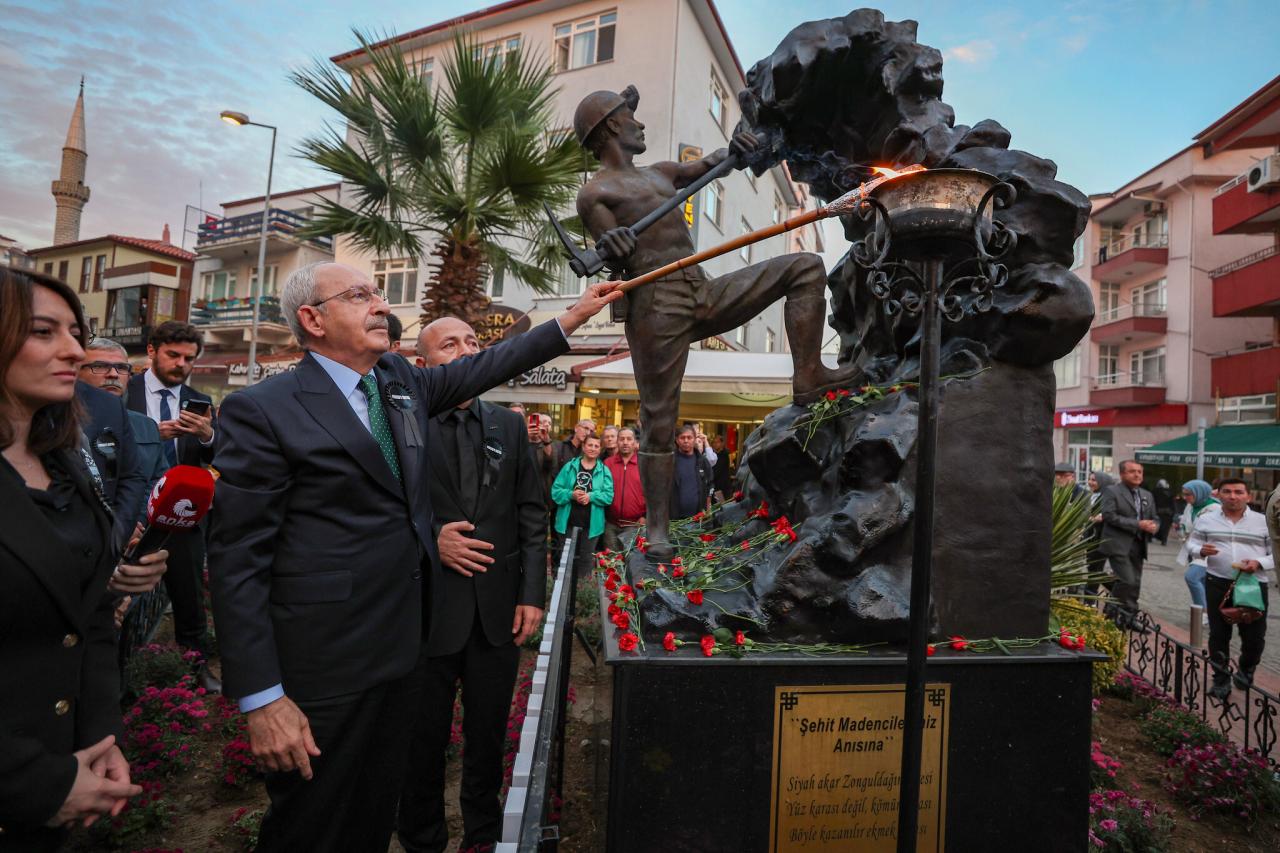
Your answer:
[397,317,546,853]
[127,322,218,688]
[1099,459,1159,622]
[208,262,617,852]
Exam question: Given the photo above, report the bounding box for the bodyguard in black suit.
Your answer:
[207,263,618,852]
[1099,459,1159,619]
[398,319,547,853]
[126,323,217,666]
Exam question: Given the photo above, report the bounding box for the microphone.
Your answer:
[123,465,216,562]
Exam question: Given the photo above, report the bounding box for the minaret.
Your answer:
[51,78,90,244]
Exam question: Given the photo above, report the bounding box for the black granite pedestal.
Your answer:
[604,634,1100,853]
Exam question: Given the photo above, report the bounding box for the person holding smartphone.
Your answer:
[126,322,219,692]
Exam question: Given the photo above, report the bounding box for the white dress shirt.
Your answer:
[1186,507,1274,584]
[142,368,215,448]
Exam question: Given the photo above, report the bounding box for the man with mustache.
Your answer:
[207,262,618,851]
[77,337,167,504]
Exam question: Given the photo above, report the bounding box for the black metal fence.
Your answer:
[1123,610,1278,769]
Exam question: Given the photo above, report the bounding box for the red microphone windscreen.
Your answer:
[145,465,216,531]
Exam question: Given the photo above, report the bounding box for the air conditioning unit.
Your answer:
[1246,154,1280,193]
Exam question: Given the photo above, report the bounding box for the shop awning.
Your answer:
[1135,424,1280,469]
[579,350,839,396]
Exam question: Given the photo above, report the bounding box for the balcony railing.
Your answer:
[1093,372,1165,390]
[196,208,332,250]
[1210,243,1278,279]
[1097,302,1167,323]
[190,296,286,327]
[1096,232,1169,265]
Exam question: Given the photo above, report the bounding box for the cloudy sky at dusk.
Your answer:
[0,0,1274,252]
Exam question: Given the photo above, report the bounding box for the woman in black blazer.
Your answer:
[0,268,166,849]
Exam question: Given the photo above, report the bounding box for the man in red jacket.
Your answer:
[603,426,646,552]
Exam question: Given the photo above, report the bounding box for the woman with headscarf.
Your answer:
[1176,479,1220,622]
[1085,471,1115,585]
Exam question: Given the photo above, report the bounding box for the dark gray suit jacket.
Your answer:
[76,381,147,547]
[207,320,567,703]
[1099,482,1156,559]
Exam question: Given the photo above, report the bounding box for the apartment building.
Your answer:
[1052,134,1274,485]
[186,184,340,397]
[328,0,822,438]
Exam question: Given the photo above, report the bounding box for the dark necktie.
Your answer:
[452,409,479,514]
[158,388,178,467]
[359,374,402,483]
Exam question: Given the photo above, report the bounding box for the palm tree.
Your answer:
[292,31,588,328]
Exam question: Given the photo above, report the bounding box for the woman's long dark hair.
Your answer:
[0,267,87,454]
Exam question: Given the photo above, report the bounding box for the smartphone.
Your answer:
[181,399,212,416]
[528,414,540,430]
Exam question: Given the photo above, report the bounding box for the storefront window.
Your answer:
[1067,428,1114,477]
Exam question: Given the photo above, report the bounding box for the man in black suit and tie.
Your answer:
[127,322,218,688]
[1099,459,1159,622]
[397,318,546,853]
[207,262,618,852]
[75,378,147,549]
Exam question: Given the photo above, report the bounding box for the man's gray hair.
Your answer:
[281,262,327,345]
[85,337,128,358]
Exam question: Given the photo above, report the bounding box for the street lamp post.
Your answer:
[220,110,276,386]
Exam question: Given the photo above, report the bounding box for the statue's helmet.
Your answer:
[573,85,639,147]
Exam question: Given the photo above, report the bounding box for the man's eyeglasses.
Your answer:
[309,285,387,308]
[83,361,133,375]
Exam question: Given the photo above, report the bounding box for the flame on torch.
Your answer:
[824,164,928,216]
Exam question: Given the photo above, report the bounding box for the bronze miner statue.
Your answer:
[573,85,857,561]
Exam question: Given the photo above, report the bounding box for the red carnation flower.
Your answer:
[734,630,745,646]
[691,511,706,522]
[740,541,751,551]
[604,577,618,592]
[607,603,620,618]
[732,490,744,502]
[926,644,936,656]
[618,632,639,652]
[611,611,630,630]
[671,556,683,565]
[838,388,850,397]
[825,390,837,401]
[657,563,668,574]
[699,635,716,657]
[949,636,968,651]
[699,533,715,542]
[663,632,678,652]
[686,589,704,606]
[672,566,686,579]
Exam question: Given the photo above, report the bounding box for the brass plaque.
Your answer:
[769,684,950,852]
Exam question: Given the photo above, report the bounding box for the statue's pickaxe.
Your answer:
[545,152,743,278]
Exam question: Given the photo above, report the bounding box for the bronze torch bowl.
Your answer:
[868,168,1002,261]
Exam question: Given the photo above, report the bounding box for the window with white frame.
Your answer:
[709,71,728,132]
[201,270,237,301]
[558,260,582,297]
[554,10,616,72]
[373,259,419,306]
[489,267,505,300]
[249,265,278,298]
[474,36,521,69]
[1128,346,1164,386]
[772,192,785,225]
[416,57,434,92]
[704,180,723,228]
[739,217,751,262]
[1098,344,1119,385]
[765,327,777,353]
[79,256,92,293]
[1218,393,1277,424]
[1132,278,1166,317]
[1053,343,1081,389]
[734,324,746,346]
[1098,283,1120,322]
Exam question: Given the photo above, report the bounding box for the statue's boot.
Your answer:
[786,292,861,405]
[638,451,675,562]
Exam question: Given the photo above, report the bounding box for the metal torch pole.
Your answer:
[897,258,944,853]
[246,125,276,387]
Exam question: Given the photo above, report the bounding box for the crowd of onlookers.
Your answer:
[510,410,736,576]
[1056,460,1277,701]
